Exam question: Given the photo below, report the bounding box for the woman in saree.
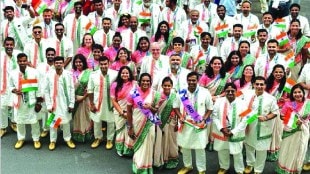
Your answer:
[110,66,136,156]
[224,50,243,81]
[237,40,256,79]
[282,19,310,81]
[276,84,310,174]
[71,54,93,143]
[234,65,255,96]
[265,64,288,161]
[110,47,137,78]
[104,32,123,63]
[131,37,150,75]
[151,21,172,54]
[116,13,131,32]
[127,73,161,173]
[199,56,230,151]
[153,77,179,169]
[76,33,95,59]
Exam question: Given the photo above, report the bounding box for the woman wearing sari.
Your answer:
[131,37,150,75]
[234,65,255,96]
[110,66,136,156]
[116,13,131,32]
[276,84,310,174]
[104,32,123,63]
[110,47,137,78]
[71,54,93,143]
[151,21,172,54]
[77,33,95,59]
[265,65,288,161]
[224,50,243,81]
[282,19,310,81]
[237,40,256,79]
[153,77,179,169]
[127,73,161,173]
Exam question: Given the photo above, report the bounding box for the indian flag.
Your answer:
[274,18,286,30]
[194,26,203,38]
[184,120,206,132]
[283,109,298,129]
[276,32,289,47]
[138,11,151,24]
[246,113,258,124]
[33,0,48,15]
[21,79,38,92]
[284,50,295,68]
[215,23,229,38]
[85,21,98,35]
[239,108,252,118]
[46,113,62,128]
[283,78,296,93]
[243,24,258,38]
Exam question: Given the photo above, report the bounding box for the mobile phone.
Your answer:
[21,4,29,8]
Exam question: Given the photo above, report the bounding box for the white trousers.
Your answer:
[50,123,71,142]
[0,105,9,128]
[218,149,244,173]
[182,148,206,172]
[93,121,115,141]
[40,112,49,131]
[17,122,40,141]
[245,144,267,173]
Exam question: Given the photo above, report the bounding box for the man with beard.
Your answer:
[0,6,30,50]
[174,72,213,174]
[250,29,268,59]
[254,39,287,78]
[47,23,73,70]
[258,12,281,40]
[242,76,279,174]
[180,9,209,52]
[220,24,245,61]
[161,0,187,37]
[0,37,22,136]
[212,83,247,174]
[36,47,56,138]
[88,0,105,30]
[234,1,259,41]
[121,16,147,52]
[152,54,190,92]
[63,1,90,53]
[37,9,56,39]
[283,3,310,37]
[194,0,217,26]
[133,0,162,37]
[9,53,41,149]
[23,26,48,68]
[209,5,235,48]
[87,56,118,149]
[45,56,76,151]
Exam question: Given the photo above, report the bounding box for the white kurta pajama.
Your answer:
[212,97,247,173]
[87,69,118,141]
[174,86,213,172]
[9,67,40,141]
[45,69,75,142]
[242,90,280,173]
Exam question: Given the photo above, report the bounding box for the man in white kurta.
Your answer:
[174,72,213,174]
[257,12,281,40]
[212,83,247,174]
[250,29,268,59]
[254,39,287,78]
[242,76,279,174]
[194,0,217,27]
[297,63,310,98]
[0,37,21,137]
[88,56,118,149]
[45,56,75,150]
[9,53,41,149]
[104,0,129,30]
[87,0,105,30]
[93,17,115,50]
[37,9,57,39]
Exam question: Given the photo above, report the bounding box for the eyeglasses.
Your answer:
[151,49,160,51]
[33,31,41,34]
[255,83,265,86]
[225,90,236,93]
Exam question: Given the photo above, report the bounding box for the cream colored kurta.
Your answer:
[87,69,118,123]
[242,90,280,151]
[45,69,75,124]
[212,97,247,154]
[174,86,214,149]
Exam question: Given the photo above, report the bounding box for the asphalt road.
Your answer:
[1,1,310,174]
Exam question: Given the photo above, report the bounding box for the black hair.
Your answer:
[17,53,27,60]
[205,56,226,78]
[155,21,170,43]
[139,73,152,86]
[72,54,88,71]
[81,33,95,47]
[289,84,305,101]
[92,44,103,52]
[172,37,185,46]
[224,50,243,71]
[240,65,255,88]
[115,66,135,99]
[161,76,173,86]
[115,47,131,61]
[45,47,56,54]
[265,64,286,93]
[287,19,303,40]
[224,82,237,90]
[135,36,150,51]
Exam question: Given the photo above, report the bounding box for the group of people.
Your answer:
[0,0,310,174]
